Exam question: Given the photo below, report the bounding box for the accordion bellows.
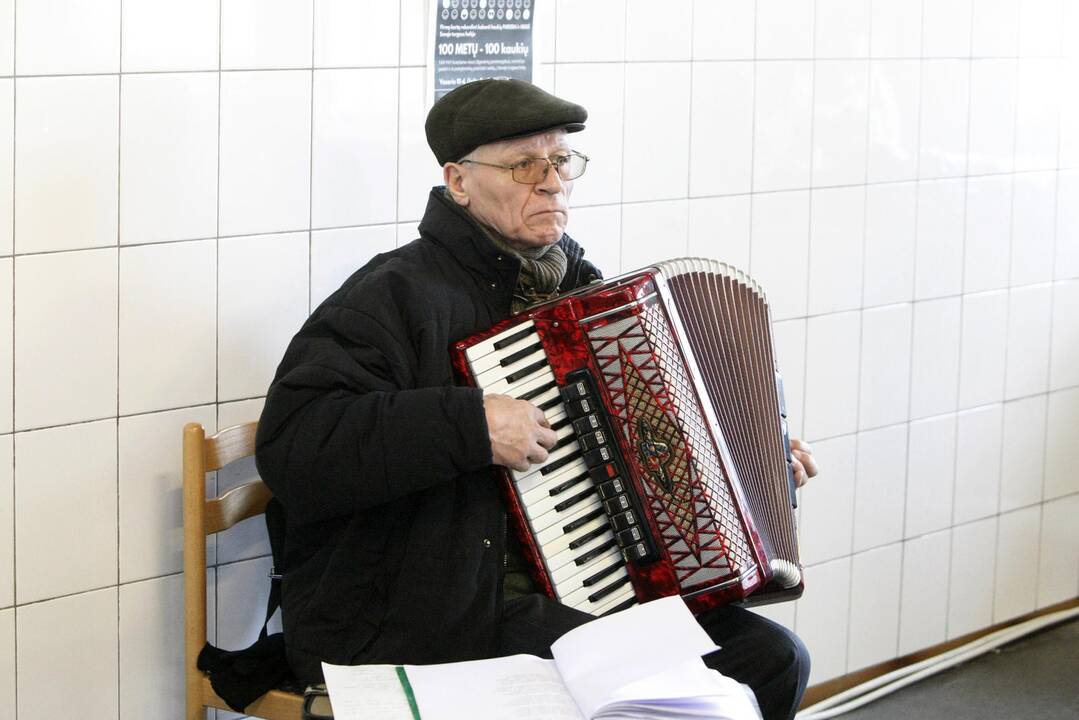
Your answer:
[452,258,802,615]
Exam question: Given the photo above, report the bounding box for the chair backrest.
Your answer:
[182,421,302,720]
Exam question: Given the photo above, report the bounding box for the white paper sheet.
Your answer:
[321,662,415,720]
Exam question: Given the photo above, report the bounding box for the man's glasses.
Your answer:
[460,151,590,185]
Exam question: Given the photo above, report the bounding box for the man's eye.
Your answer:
[551,155,571,167]
[513,159,535,172]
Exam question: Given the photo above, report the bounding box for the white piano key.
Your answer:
[515,456,586,496]
[535,513,608,558]
[546,529,618,576]
[473,347,547,387]
[558,566,630,608]
[465,320,536,362]
[551,547,624,591]
[584,585,637,615]
[506,370,557,399]
[482,364,556,396]
[469,337,544,374]
[522,482,596,521]
[510,439,581,486]
[532,494,602,536]
[519,466,590,507]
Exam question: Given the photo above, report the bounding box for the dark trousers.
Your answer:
[499,594,811,720]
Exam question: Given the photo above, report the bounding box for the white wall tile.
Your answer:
[120,72,218,246]
[1044,387,1079,500]
[970,0,1019,57]
[0,259,10,434]
[963,176,1011,293]
[312,68,399,228]
[800,435,857,564]
[866,60,920,183]
[119,406,216,583]
[905,414,957,538]
[620,200,688,271]
[1014,59,1060,172]
[564,205,620,277]
[221,0,313,70]
[1036,493,1079,608]
[1060,78,1079,172]
[15,76,119,254]
[1018,0,1064,58]
[947,517,997,639]
[14,249,118,430]
[921,0,972,58]
[399,0,426,66]
[899,529,951,655]
[999,395,1047,512]
[622,63,690,202]
[311,224,397,308]
[556,0,625,62]
[1005,284,1052,399]
[815,0,870,58]
[796,557,851,684]
[953,404,1002,524]
[863,182,916,307]
[0,81,11,256]
[689,62,753,197]
[219,233,309,402]
[804,312,861,440]
[0,0,11,76]
[852,424,907,552]
[15,421,117,603]
[120,574,186,720]
[556,63,625,207]
[909,297,961,419]
[750,190,810,320]
[993,505,1041,623]
[958,290,1008,409]
[1010,172,1057,286]
[122,0,220,72]
[15,0,120,75]
[398,67,442,222]
[847,543,901,670]
[692,0,755,60]
[314,0,399,68]
[0,609,12,719]
[918,59,970,179]
[1057,171,1079,279]
[119,240,217,415]
[1050,280,1079,389]
[217,556,281,649]
[869,0,921,58]
[17,588,119,720]
[219,71,312,236]
[756,0,814,59]
[625,0,691,61]
[808,186,865,315]
[687,195,751,272]
[0,436,10,608]
[967,60,1016,175]
[914,179,965,300]
[858,303,912,430]
[812,60,869,188]
[753,61,813,192]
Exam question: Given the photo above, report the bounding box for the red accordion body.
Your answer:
[451,259,802,615]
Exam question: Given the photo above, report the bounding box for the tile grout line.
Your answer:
[307,4,315,315]
[9,0,15,712]
[115,3,124,715]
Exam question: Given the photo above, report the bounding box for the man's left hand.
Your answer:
[790,438,818,488]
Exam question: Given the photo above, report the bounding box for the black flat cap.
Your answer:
[426,79,587,165]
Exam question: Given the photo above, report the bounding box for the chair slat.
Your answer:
[205,422,259,471]
[204,479,273,535]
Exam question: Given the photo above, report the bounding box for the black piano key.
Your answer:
[562,507,605,534]
[540,449,582,476]
[587,574,632,603]
[575,538,618,566]
[548,471,589,497]
[551,416,571,432]
[538,396,561,412]
[518,379,557,402]
[505,358,548,384]
[493,326,536,351]
[549,433,576,453]
[567,523,610,551]
[499,341,545,367]
[581,561,624,587]
[602,597,638,616]
[553,486,597,513]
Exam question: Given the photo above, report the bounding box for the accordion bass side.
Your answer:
[450,258,803,615]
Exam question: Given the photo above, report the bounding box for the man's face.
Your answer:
[446,130,574,252]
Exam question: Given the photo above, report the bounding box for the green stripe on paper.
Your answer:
[396,666,422,720]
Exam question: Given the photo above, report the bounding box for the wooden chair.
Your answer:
[183,421,305,720]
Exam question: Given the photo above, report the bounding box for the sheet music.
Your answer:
[321,663,415,720]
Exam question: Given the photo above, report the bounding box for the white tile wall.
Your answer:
[1,3,1076,713]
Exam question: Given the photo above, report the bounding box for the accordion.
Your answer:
[451,258,802,616]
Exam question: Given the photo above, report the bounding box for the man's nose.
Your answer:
[535,163,565,194]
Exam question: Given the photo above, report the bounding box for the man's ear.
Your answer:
[443,163,470,207]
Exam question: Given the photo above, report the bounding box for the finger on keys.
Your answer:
[529,444,550,465]
[791,456,807,488]
[792,447,818,479]
[537,425,558,450]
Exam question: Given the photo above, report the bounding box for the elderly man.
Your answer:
[256,79,812,720]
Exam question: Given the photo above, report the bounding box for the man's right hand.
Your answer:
[483,393,558,472]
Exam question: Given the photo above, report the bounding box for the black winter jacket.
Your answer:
[254,187,601,683]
